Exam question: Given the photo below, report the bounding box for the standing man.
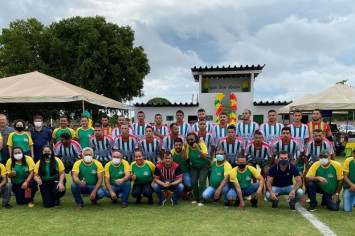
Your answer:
[136,126,162,164]
[162,123,185,153]
[152,114,169,140]
[89,124,114,167]
[266,150,304,210]
[52,115,76,144]
[175,110,191,138]
[307,109,332,141]
[113,124,138,163]
[343,149,355,212]
[191,109,213,133]
[259,110,284,145]
[212,112,228,145]
[288,110,309,145]
[30,115,53,163]
[111,115,134,139]
[236,109,259,146]
[54,132,82,173]
[0,114,14,165]
[196,119,215,161]
[131,111,150,141]
[217,125,244,167]
[306,150,343,211]
[75,116,94,149]
[101,114,112,136]
[305,129,335,167]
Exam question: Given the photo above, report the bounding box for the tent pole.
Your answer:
[82,100,85,113]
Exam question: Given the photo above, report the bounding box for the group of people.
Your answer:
[0,108,354,212]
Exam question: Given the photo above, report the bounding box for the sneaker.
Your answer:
[307,205,317,211]
[54,200,60,206]
[272,203,278,209]
[246,196,252,201]
[118,193,123,198]
[234,199,240,207]
[289,204,296,211]
[250,198,258,208]
[299,198,306,203]
[28,203,35,208]
[264,197,267,201]
[306,199,311,203]
[158,198,166,206]
[183,195,189,201]
[148,197,154,205]
[2,203,12,209]
[121,203,128,208]
[187,191,193,197]
[112,200,118,204]
[76,205,83,210]
[136,198,142,205]
[191,201,198,204]
[213,198,219,203]
[171,199,177,206]
[198,202,204,207]
[224,202,230,207]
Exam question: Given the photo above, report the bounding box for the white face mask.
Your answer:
[84,155,93,163]
[320,158,329,166]
[34,122,42,127]
[112,158,121,165]
[14,154,23,160]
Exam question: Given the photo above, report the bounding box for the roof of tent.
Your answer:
[0,71,128,110]
[277,93,315,114]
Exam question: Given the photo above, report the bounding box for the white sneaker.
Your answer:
[306,199,311,203]
[198,203,204,207]
[191,201,198,204]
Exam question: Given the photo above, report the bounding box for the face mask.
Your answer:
[188,141,195,147]
[279,159,289,166]
[216,155,224,161]
[43,153,52,159]
[14,154,23,160]
[84,155,93,163]
[237,164,246,169]
[15,126,24,132]
[34,122,42,127]
[112,158,121,165]
[320,158,329,166]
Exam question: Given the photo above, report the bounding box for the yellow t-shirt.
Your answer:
[230,166,260,189]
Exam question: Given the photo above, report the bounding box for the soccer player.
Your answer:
[75,116,94,148]
[306,150,343,211]
[152,114,169,140]
[245,131,271,178]
[259,110,284,145]
[343,149,355,212]
[113,124,138,163]
[52,115,75,144]
[30,115,53,163]
[131,111,150,141]
[236,109,259,146]
[162,123,185,153]
[305,129,335,167]
[196,118,215,161]
[217,125,244,167]
[202,149,232,206]
[288,110,309,145]
[307,109,332,141]
[175,110,192,138]
[104,150,131,208]
[111,115,134,139]
[136,126,161,164]
[212,112,229,145]
[89,124,113,167]
[7,119,34,157]
[0,161,12,208]
[153,152,184,205]
[54,132,82,173]
[101,114,112,136]
[71,147,105,210]
[266,150,304,210]
[191,108,213,133]
[227,156,264,208]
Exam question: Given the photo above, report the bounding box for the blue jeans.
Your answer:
[266,185,303,206]
[104,181,131,204]
[343,189,355,212]
[71,183,105,206]
[307,181,339,211]
[153,183,184,202]
[227,183,260,200]
[202,185,230,203]
[182,171,192,187]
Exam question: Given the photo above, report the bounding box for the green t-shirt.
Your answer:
[186,142,209,168]
[6,156,35,184]
[53,128,75,142]
[104,160,130,186]
[171,149,190,173]
[7,132,33,152]
[76,127,94,148]
[72,160,104,186]
[210,160,232,189]
[343,157,355,189]
[131,161,155,184]
[230,166,260,189]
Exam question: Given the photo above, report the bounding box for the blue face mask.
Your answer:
[216,155,224,161]
[279,159,289,166]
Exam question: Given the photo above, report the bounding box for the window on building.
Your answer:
[238,115,243,121]
[206,115,213,121]
[188,116,198,124]
[166,116,174,121]
[253,115,264,125]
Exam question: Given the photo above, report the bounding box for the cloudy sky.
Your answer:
[1,0,354,104]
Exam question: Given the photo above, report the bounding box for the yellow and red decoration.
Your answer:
[215,93,225,124]
[214,93,237,124]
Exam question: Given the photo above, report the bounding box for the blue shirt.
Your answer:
[30,127,52,162]
[267,163,300,187]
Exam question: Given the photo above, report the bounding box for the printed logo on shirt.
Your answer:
[217,172,222,177]
[143,171,149,176]
[24,139,28,142]
[91,170,97,175]
[25,168,29,172]
[328,173,334,178]
[119,171,123,175]
[245,176,251,181]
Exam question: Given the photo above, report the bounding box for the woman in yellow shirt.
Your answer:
[7,119,34,157]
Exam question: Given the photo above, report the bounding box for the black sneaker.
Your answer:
[250,198,258,208]
[135,197,142,205]
[112,200,118,204]
[224,202,230,207]
[2,203,12,209]
[158,198,166,206]
[289,203,296,211]
[307,205,317,211]
[234,199,240,207]
[183,195,189,201]
[121,203,128,208]
[272,203,278,209]
[148,197,154,205]
[213,198,220,203]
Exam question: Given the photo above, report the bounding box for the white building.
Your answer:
[133,65,291,125]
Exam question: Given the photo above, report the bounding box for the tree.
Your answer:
[336,79,348,85]
[147,97,170,104]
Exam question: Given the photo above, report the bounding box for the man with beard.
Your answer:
[196,119,215,161]
[101,115,112,136]
[89,124,114,167]
[162,123,185,153]
[152,114,169,140]
[236,109,259,147]
[305,129,334,167]
[212,112,229,145]
[111,115,134,139]
[175,110,191,138]
[191,109,213,133]
[113,124,138,163]
[131,111,150,141]
[307,109,332,141]
[259,110,284,145]
[217,125,244,167]
[136,126,161,164]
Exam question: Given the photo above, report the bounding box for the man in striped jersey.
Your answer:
[101,114,112,136]
[152,114,169,140]
[111,115,134,139]
[212,112,228,145]
[288,110,309,145]
[191,109,213,133]
[196,119,215,161]
[131,111,150,141]
[305,129,335,167]
[217,125,244,167]
[307,109,333,141]
[136,126,162,164]
[270,127,305,169]
[175,110,191,138]
[90,124,114,167]
[259,110,284,145]
[245,131,271,178]
[54,132,82,173]
[113,124,138,163]
[236,109,259,146]
[162,123,185,154]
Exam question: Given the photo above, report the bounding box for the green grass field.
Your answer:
[1,156,355,236]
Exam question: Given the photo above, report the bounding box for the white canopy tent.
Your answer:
[277,93,315,114]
